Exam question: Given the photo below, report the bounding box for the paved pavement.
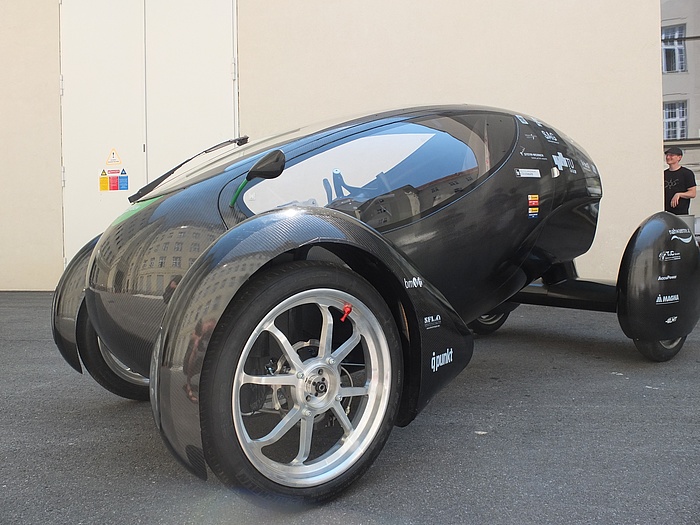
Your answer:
[1,292,699,525]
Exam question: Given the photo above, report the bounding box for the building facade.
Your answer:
[662,0,700,175]
[1,0,666,289]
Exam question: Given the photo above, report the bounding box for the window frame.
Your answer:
[664,101,688,140]
[662,24,687,73]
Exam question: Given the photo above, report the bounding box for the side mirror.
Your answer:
[229,150,286,207]
[246,149,286,181]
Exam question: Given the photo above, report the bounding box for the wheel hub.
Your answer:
[300,364,339,411]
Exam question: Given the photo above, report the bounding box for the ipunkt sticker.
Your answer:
[431,348,454,373]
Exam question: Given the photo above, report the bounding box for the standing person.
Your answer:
[664,146,697,215]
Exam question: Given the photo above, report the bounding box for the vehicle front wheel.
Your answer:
[633,336,687,362]
[76,303,150,400]
[200,261,402,502]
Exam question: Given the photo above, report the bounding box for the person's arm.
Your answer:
[670,185,696,207]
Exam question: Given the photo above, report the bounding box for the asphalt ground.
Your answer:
[1,291,699,525]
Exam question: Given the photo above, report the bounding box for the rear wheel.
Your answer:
[76,303,150,400]
[633,336,687,362]
[200,261,402,502]
[468,312,510,335]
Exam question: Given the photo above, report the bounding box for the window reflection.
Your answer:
[241,113,515,230]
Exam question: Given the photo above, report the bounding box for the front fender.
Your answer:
[151,206,473,479]
[51,235,101,373]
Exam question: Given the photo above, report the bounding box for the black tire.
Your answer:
[76,303,150,401]
[468,312,510,335]
[633,336,687,362]
[200,261,403,502]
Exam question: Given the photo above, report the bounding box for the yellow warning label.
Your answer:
[99,177,109,191]
[106,149,122,165]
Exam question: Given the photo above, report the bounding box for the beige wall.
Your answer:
[238,0,665,280]
[1,0,664,289]
[0,0,64,290]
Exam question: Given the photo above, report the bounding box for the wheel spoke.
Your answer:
[292,415,314,464]
[249,406,303,449]
[339,385,368,398]
[331,400,354,434]
[242,371,297,387]
[265,322,305,371]
[316,303,335,360]
[332,329,361,362]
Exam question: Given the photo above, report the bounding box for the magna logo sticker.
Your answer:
[656,293,680,305]
[431,348,454,372]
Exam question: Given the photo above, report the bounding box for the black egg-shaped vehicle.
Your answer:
[51,105,699,502]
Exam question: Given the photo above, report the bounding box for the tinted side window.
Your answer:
[240,113,515,230]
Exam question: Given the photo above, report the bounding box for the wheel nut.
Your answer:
[326,358,335,365]
[335,395,342,402]
[302,409,312,417]
[296,371,304,379]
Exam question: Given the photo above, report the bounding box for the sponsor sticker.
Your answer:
[515,115,529,124]
[516,168,541,178]
[659,250,681,262]
[541,130,559,144]
[552,152,577,173]
[665,316,678,324]
[656,293,680,305]
[668,228,694,244]
[519,147,548,161]
[431,348,454,373]
[658,274,678,281]
[424,314,442,330]
[404,276,424,289]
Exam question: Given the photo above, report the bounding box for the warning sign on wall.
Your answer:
[106,148,122,165]
[100,149,129,191]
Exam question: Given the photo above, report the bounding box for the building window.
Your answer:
[662,25,686,73]
[664,101,688,140]
[158,256,166,268]
[172,256,182,268]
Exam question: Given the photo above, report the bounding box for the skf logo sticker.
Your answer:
[665,316,678,324]
[431,348,454,372]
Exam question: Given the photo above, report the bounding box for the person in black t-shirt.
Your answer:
[664,146,697,215]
